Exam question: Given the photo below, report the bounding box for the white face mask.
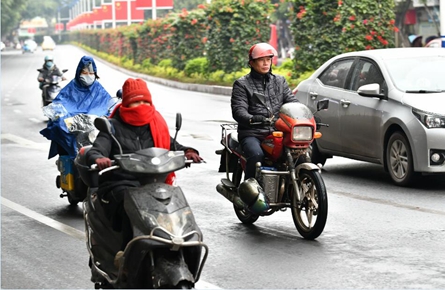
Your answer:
[79,74,95,87]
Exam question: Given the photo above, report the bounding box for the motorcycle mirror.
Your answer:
[116,89,122,99]
[62,69,68,73]
[173,113,182,151]
[317,99,329,111]
[94,117,113,134]
[175,113,182,131]
[94,117,124,155]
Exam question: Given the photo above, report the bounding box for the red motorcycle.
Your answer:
[216,99,329,240]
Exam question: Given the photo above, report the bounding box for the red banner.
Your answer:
[135,0,173,9]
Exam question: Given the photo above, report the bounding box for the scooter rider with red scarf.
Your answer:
[86,78,203,253]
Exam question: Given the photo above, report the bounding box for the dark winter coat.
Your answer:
[231,68,298,140]
[86,110,192,190]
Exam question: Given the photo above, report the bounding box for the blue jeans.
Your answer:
[240,136,264,180]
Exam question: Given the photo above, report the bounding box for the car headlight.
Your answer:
[413,109,445,128]
[292,126,313,141]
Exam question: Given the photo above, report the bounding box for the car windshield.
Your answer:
[384,55,445,92]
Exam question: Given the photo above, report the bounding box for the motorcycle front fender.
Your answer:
[295,162,321,177]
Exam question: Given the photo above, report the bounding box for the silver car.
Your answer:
[294,48,445,186]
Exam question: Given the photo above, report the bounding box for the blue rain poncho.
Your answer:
[40,56,114,159]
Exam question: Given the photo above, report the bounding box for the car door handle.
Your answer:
[340,99,351,108]
[309,92,318,100]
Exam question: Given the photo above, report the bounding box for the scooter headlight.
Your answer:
[292,126,313,141]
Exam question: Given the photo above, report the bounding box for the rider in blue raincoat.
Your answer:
[40,56,114,159]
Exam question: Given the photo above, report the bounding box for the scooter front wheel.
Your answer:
[291,169,327,240]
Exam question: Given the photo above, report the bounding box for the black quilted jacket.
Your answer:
[231,68,298,140]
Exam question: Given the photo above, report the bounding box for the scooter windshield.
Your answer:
[279,102,314,120]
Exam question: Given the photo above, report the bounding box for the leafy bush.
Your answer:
[158,59,173,68]
[289,0,396,76]
[184,57,208,76]
[205,0,274,73]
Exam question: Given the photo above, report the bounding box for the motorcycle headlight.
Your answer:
[292,126,313,141]
[413,109,445,128]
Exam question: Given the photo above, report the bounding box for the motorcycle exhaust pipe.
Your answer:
[216,183,244,210]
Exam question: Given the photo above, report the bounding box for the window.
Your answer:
[319,59,354,89]
[350,60,385,92]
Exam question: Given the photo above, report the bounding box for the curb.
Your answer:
[86,47,233,97]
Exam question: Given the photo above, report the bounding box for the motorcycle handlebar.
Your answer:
[91,158,204,175]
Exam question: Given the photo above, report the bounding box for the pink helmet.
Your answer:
[248,43,278,60]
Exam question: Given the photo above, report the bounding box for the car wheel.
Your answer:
[308,140,327,166]
[386,132,417,186]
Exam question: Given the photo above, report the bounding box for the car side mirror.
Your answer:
[358,83,384,98]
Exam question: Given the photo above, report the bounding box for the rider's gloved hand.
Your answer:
[250,115,266,124]
[96,157,112,170]
[185,149,203,167]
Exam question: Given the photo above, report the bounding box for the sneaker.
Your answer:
[114,251,124,269]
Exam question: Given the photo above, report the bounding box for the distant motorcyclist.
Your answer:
[37,55,65,96]
[40,55,113,159]
[231,42,299,180]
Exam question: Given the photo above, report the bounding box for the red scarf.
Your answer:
[109,103,175,184]
[110,103,170,150]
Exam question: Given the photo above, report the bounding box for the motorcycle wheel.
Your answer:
[291,169,327,240]
[67,194,79,206]
[232,163,259,224]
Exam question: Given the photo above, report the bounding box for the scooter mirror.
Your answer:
[175,113,182,131]
[116,89,122,99]
[62,69,68,73]
[94,117,113,134]
[317,99,329,111]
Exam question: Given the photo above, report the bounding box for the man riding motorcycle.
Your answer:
[37,55,66,97]
[231,42,299,180]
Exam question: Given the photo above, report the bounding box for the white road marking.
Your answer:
[13,109,22,114]
[1,198,221,289]
[28,117,42,123]
[1,133,48,151]
[1,197,85,241]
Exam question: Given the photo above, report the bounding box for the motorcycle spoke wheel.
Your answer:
[291,169,327,240]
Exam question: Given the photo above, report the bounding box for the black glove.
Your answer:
[250,115,266,124]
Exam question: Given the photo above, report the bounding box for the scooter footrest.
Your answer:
[221,178,237,190]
